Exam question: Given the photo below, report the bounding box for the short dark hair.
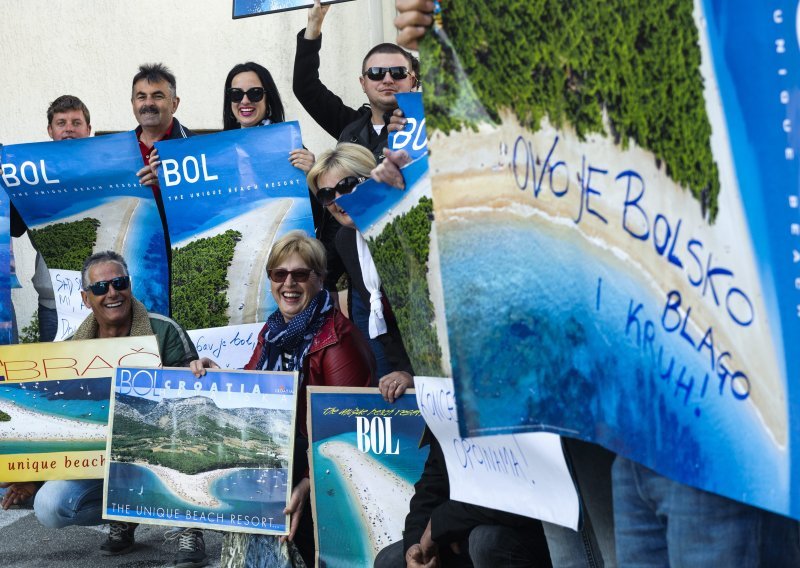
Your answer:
[81,251,129,290]
[222,62,285,131]
[361,43,419,77]
[131,63,177,98]
[47,95,90,126]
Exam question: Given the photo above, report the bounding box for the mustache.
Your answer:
[138,105,159,115]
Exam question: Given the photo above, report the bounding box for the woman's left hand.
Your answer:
[379,371,414,403]
[290,149,316,173]
[280,477,311,543]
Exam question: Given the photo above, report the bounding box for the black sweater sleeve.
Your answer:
[403,433,449,554]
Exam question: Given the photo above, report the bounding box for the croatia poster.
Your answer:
[0,132,169,332]
[414,0,800,518]
[232,0,353,19]
[157,122,314,331]
[307,387,428,567]
[0,337,161,481]
[0,186,11,345]
[104,367,298,534]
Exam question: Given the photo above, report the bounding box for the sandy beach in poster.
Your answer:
[0,399,106,442]
[127,462,242,508]
[174,198,291,324]
[320,441,413,554]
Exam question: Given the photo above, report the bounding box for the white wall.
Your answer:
[0,0,399,156]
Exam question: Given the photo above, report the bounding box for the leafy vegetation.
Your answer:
[369,197,443,375]
[111,412,283,475]
[19,311,40,344]
[29,218,100,270]
[172,230,240,330]
[422,0,720,219]
[0,410,10,422]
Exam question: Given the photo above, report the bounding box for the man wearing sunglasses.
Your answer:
[0,251,207,567]
[293,0,419,161]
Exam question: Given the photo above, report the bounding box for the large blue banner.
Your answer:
[232,0,353,19]
[157,122,314,331]
[0,133,168,321]
[0,185,11,345]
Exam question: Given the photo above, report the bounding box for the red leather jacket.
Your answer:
[245,308,375,436]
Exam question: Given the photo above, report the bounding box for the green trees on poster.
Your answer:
[423,0,720,219]
[172,230,240,330]
[29,217,100,270]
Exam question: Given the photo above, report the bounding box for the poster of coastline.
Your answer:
[0,186,12,345]
[0,336,161,481]
[158,122,314,331]
[104,367,298,534]
[232,0,353,19]
[409,1,800,518]
[0,133,168,329]
[307,387,428,567]
[337,93,451,378]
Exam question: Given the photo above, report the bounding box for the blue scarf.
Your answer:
[255,289,332,382]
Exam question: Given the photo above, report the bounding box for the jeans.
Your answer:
[542,439,616,568]
[350,290,390,380]
[33,479,104,528]
[38,305,58,342]
[612,456,800,567]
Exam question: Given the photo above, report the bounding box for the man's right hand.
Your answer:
[406,543,439,568]
[1,482,39,510]
[395,0,435,50]
[305,0,331,40]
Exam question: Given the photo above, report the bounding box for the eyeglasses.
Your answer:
[227,87,265,103]
[85,276,130,296]
[362,66,409,81]
[267,268,316,283]
[315,176,366,207]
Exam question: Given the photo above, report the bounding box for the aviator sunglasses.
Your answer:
[227,87,266,103]
[315,176,366,207]
[362,66,409,81]
[267,268,316,283]
[85,275,130,296]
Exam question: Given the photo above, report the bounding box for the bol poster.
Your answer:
[157,122,314,331]
[232,0,353,18]
[0,337,161,482]
[307,387,428,568]
[0,186,11,345]
[408,0,800,518]
[104,367,298,534]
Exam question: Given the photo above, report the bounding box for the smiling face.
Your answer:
[316,168,356,229]
[359,52,417,114]
[231,71,267,128]
[48,109,91,140]
[80,261,133,337]
[131,78,179,130]
[270,252,323,323]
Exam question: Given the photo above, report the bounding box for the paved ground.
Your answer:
[0,508,222,568]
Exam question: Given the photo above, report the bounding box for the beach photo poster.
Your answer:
[232,0,353,19]
[307,386,429,568]
[0,132,170,334]
[104,367,298,534]
[0,336,161,482]
[337,93,451,378]
[157,122,315,332]
[0,185,12,345]
[415,376,580,530]
[419,1,800,518]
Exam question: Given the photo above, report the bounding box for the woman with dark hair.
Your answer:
[223,61,315,173]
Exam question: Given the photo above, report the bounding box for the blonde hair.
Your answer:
[307,143,377,193]
[267,230,327,278]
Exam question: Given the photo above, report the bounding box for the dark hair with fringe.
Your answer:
[223,62,285,131]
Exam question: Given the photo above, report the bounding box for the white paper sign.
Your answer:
[187,322,264,369]
[414,376,580,530]
[51,269,91,341]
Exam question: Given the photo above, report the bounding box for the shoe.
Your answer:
[99,521,137,556]
[166,528,208,568]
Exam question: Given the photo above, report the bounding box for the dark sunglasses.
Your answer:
[315,176,366,207]
[85,275,130,296]
[362,66,409,81]
[267,268,316,283]
[227,87,265,103]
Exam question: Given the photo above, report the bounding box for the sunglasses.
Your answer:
[227,87,265,103]
[362,66,409,81]
[315,176,366,207]
[267,268,317,283]
[85,275,130,296]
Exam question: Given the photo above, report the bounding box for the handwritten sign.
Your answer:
[186,323,264,369]
[414,376,579,530]
[50,269,90,341]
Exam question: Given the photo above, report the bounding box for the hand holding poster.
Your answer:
[414,377,579,530]
[0,337,161,481]
[104,367,298,534]
[307,387,428,567]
